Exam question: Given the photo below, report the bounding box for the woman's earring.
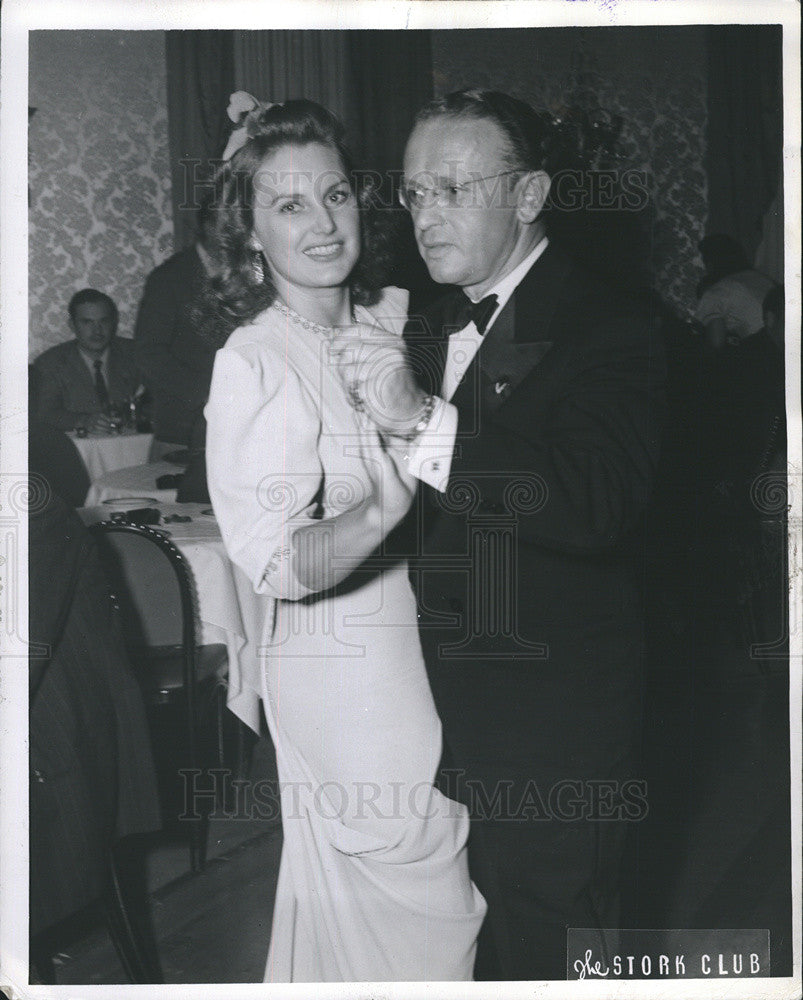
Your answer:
[252,252,265,284]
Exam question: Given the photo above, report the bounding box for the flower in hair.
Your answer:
[222,91,276,161]
[227,91,260,124]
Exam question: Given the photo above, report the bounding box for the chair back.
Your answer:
[90,519,222,874]
[89,522,195,655]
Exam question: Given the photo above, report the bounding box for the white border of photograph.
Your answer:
[1,2,800,999]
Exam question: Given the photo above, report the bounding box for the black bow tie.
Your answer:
[442,291,499,337]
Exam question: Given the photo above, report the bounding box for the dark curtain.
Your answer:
[346,30,433,176]
[346,31,438,307]
[705,25,783,261]
[233,31,351,123]
[165,31,236,250]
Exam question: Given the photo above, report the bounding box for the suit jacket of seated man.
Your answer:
[402,241,666,981]
[33,336,139,432]
[134,245,217,448]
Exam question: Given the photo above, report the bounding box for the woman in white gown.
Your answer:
[202,94,486,982]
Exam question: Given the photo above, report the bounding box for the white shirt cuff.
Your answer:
[404,397,457,492]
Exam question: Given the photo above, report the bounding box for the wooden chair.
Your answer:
[90,521,228,872]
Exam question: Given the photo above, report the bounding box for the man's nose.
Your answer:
[413,201,445,235]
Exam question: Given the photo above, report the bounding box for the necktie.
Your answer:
[442,291,499,337]
[93,359,109,409]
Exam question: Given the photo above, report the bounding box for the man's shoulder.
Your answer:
[513,247,661,365]
[537,246,651,318]
[146,246,199,284]
[33,339,79,371]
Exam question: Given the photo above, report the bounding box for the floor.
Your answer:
[54,818,282,984]
[42,733,285,985]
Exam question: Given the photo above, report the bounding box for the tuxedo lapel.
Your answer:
[478,301,554,412]
[511,243,574,345]
[450,244,574,415]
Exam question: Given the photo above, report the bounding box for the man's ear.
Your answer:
[517,171,551,224]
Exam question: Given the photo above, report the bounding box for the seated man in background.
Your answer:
[134,242,217,453]
[33,288,141,433]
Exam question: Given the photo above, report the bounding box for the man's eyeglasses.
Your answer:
[398,170,525,211]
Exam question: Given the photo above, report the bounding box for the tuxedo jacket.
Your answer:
[33,337,140,431]
[403,244,667,775]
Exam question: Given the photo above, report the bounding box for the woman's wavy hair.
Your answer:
[196,100,392,348]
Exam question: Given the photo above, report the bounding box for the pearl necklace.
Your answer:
[272,299,340,338]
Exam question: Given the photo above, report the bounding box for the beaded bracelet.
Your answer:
[396,394,437,443]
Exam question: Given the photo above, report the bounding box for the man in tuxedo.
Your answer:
[334,89,665,980]
[33,288,140,432]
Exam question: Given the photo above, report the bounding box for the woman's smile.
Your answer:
[304,241,345,260]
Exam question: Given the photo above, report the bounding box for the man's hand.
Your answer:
[81,412,115,433]
[329,323,427,438]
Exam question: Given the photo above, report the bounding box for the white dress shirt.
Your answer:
[407,236,549,490]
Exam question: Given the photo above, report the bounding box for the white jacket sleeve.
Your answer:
[204,339,323,600]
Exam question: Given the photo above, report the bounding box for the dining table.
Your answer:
[84,459,182,506]
[78,493,267,735]
[68,429,154,481]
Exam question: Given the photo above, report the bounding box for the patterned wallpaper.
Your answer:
[28,31,173,360]
[432,26,708,316]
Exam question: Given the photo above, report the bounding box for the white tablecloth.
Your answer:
[84,460,181,506]
[79,501,266,734]
[68,431,154,481]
